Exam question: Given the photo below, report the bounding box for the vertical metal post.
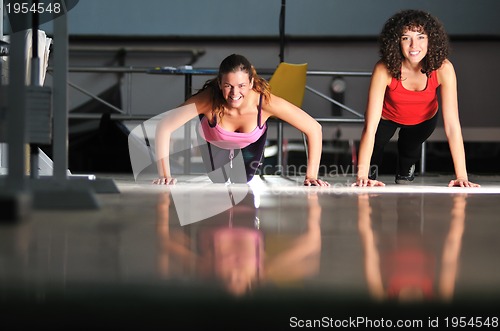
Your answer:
[183,73,192,174]
[52,2,69,181]
[16,1,108,210]
[30,0,41,179]
[0,0,5,171]
[30,0,40,86]
[276,0,286,175]
[277,122,283,175]
[0,0,3,39]
[279,0,286,62]
[6,29,27,191]
[420,142,426,175]
[0,0,3,168]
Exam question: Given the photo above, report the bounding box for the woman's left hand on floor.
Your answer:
[448,178,480,187]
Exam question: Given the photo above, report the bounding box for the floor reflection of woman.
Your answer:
[156,190,323,296]
[358,194,466,302]
[196,192,263,296]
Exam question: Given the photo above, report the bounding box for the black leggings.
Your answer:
[370,114,438,178]
[197,129,268,183]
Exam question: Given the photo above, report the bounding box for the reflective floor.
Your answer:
[2,174,500,329]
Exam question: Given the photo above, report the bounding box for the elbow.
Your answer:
[313,121,323,138]
[304,121,322,141]
[155,119,172,139]
[444,124,463,142]
[313,122,323,142]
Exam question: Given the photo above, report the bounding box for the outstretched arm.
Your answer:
[264,95,329,186]
[153,91,211,185]
[439,194,467,300]
[438,60,479,187]
[357,194,385,300]
[264,192,322,281]
[353,61,390,187]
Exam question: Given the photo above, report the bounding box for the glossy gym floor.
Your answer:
[1,173,500,329]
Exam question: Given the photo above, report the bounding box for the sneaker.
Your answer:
[395,164,415,184]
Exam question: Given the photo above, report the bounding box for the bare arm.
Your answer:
[438,60,479,187]
[264,95,329,186]
[357,195,385,300]
[154,90,212,184]
[438,194,466,301]
[353,61,390,187]
[264,193,322,280]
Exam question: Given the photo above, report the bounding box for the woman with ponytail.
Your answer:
[154,54,328,186]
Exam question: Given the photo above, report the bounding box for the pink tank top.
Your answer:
[198,94,267,150]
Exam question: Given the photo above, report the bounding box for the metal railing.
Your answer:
[50,66,371,173]
[49,66,369,120]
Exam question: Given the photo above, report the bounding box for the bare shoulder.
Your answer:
[182,89,213,115]
[263,92,290,117]
[438,59,455,73]
[437,59,457,84]
[372,61,392,84]
[373,60,389,72]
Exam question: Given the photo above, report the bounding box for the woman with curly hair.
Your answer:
[354,9,479,187]
[154,54,329,186]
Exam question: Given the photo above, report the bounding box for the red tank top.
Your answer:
[382,72,439,125]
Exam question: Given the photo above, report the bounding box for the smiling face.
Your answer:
[400,28,428,65]
[219,70,254,109]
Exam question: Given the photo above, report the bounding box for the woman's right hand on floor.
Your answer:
[352,177,386,187]
[153,177,177,185]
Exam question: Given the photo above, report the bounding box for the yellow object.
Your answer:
[268,62,309,159]
[268,62,308,107]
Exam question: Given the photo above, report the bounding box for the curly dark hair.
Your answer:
[379,9,449,79]
[197,54,271,120]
